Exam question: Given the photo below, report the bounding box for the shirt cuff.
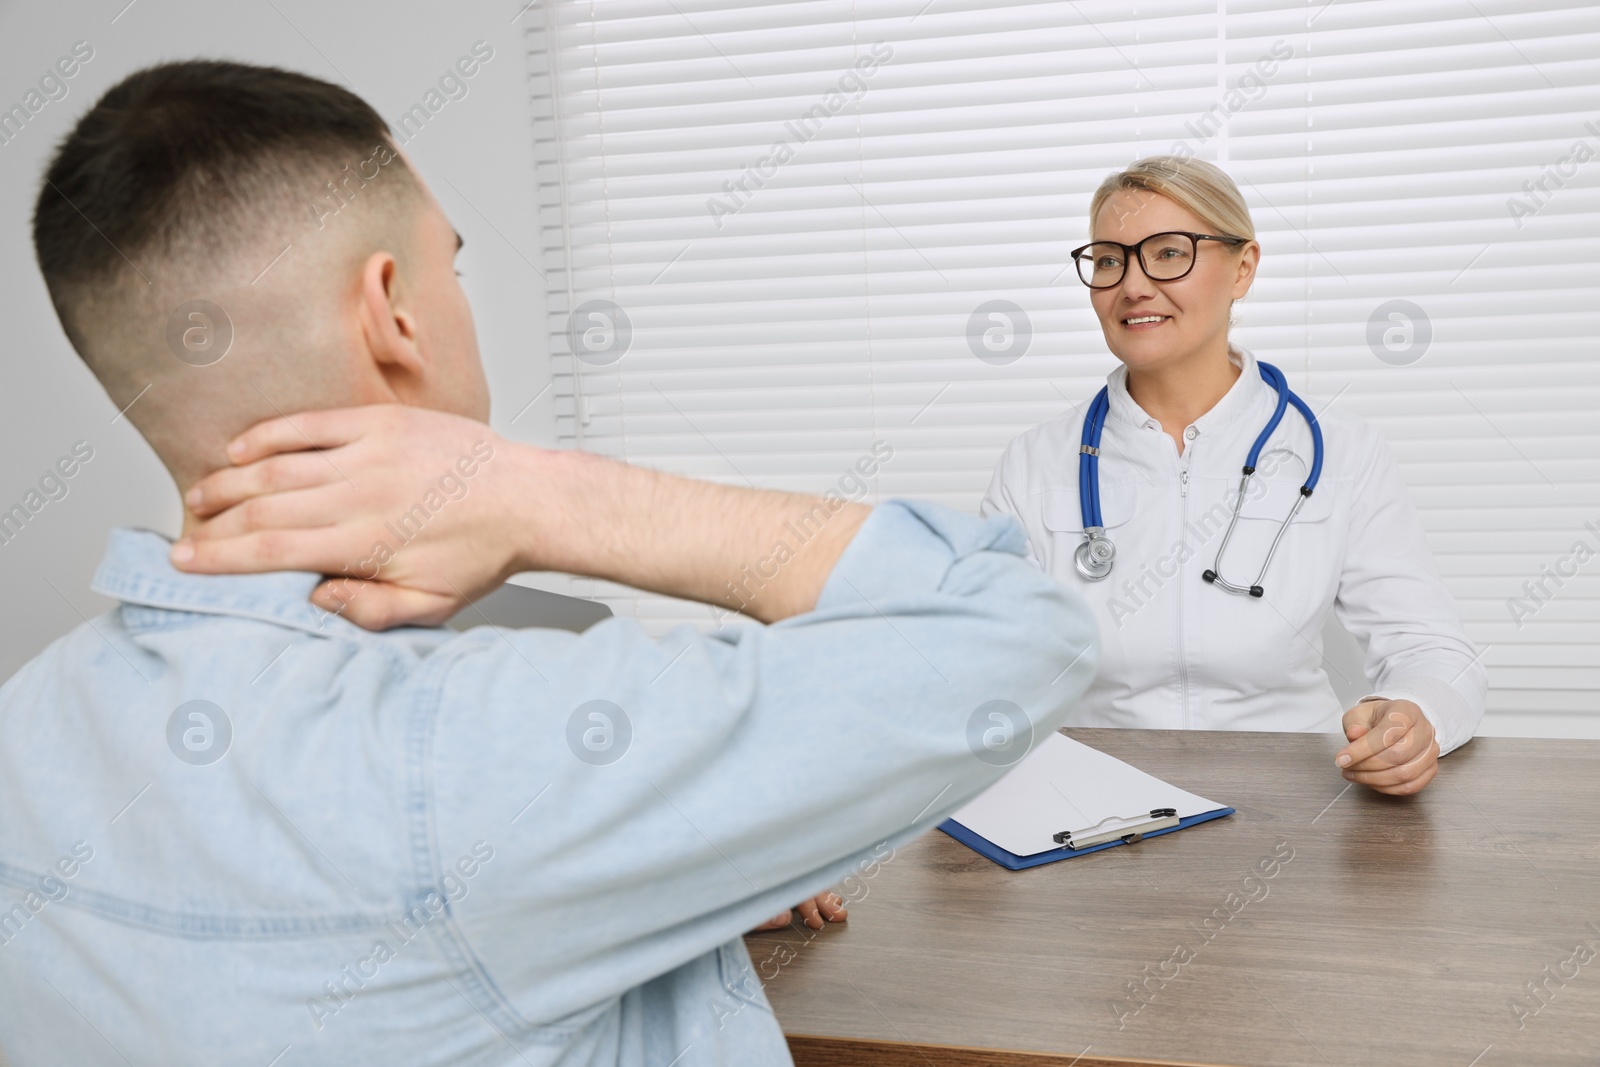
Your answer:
[1358,675,1474,757]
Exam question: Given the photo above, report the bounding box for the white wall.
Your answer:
[0,0,553,682]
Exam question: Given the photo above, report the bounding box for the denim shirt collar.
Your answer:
[90,527,348,637]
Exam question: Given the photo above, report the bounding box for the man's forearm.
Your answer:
[510,447,869,624]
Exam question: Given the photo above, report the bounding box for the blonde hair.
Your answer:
[1089,155,1255,244]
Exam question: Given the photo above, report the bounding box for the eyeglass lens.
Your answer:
[1076,232,1197,288]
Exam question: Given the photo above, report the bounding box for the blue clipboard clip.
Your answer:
[1053,807,1180,851]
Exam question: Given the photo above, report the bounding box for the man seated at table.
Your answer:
[1,60,1100,1064]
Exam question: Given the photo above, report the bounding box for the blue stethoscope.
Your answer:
[1074,360,1325,598]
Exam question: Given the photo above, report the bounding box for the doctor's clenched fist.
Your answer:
[1335,699,1439,796]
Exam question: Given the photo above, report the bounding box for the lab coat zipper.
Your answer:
[1176,450,1192,730]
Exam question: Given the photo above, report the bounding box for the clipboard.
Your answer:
[939,732,1234,870]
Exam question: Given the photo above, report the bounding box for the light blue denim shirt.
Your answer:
[0,500,1096,1066]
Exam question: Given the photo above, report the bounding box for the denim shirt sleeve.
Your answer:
[424,500,1098,1027]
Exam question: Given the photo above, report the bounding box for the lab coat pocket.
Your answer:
[1039,481,1143,534]
[1229,443,1337,525]
[1230,466,1338,526]
[1039,482,1142,580]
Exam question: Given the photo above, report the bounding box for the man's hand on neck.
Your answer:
[172,404,869,630]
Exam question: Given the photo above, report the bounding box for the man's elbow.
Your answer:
[1031,586,1100,719]
[976,566,1100,727]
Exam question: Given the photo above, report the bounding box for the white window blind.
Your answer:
[525,0,1600,735]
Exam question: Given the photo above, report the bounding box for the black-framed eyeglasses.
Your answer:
[1070,231,1248,289]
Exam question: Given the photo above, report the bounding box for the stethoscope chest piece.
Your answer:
[1074,527,1115,581]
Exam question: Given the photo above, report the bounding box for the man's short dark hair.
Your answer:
[33,60,417,358]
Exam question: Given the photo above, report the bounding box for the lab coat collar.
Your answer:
[1105,348,1269,435]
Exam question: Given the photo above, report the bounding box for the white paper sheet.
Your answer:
[948,732,1226,857]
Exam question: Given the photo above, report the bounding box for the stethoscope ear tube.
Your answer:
[1209,486,1308,598]
[1201,567,1264,598]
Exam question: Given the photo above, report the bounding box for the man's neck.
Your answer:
[1125,343,1241,454]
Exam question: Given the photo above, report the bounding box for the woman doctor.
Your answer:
[982,156,1486,796]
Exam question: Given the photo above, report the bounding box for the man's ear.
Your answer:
[357,251,427,387]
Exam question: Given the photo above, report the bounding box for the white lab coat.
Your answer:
[981,350,1486,755]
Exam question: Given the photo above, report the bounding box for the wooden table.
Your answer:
[746,728,1600,1067]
